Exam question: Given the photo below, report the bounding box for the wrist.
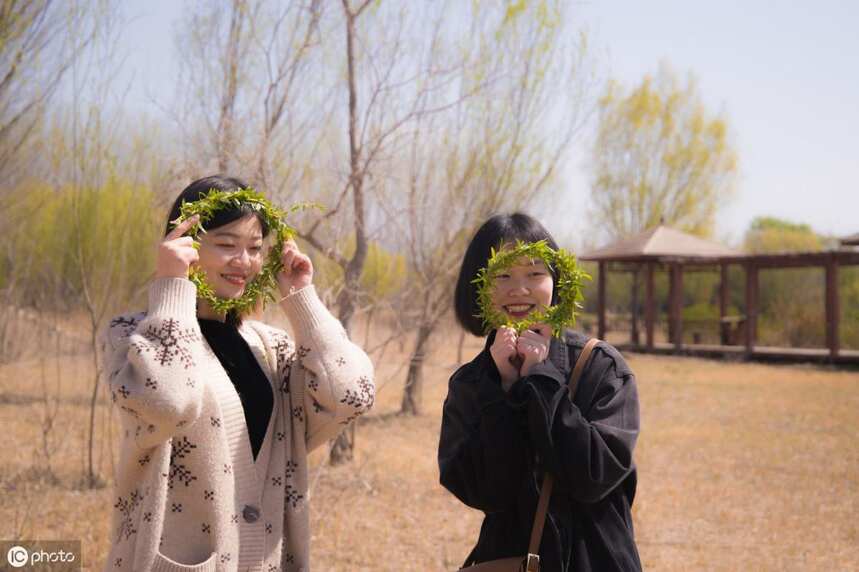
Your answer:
[277,277,312,297]
[500,372,519,392]
[155,270,188,280]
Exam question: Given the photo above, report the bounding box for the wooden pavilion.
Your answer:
[580,225,859,365]
[841,233,859,247]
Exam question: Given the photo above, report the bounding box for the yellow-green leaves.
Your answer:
[591,63,738,240]
[173,188,316,315]
[473,240,590,337]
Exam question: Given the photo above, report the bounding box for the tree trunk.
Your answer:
[328,423,356,464]
[400,322,433,416]
[329,2,368,465]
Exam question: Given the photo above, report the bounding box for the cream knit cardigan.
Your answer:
[100,278,374,572]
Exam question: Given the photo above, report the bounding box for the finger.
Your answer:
[291,253,311,273]
[173,236,196,247]
[520,328,546,341]
[281,248,296,272]
[532,323,553,339]
[166,215,199,241]
[518,330,537,343]
[517,333,539,346]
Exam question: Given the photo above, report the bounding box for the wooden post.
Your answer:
[598,261,607,340]
[630,267,640,346]
[669,262,683,349]
[745,263,758,355]
[825,255,840,358]
[719,263,729,345]
[645,262,655,349]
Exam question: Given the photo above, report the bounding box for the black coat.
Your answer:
[438,330,642,571]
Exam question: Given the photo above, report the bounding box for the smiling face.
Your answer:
[196,215,265,300]
[490,256,554,321]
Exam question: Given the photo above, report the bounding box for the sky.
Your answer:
[115,1,859,248]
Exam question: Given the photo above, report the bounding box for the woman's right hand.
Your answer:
[155,216,200,279]
[490,326,521,391]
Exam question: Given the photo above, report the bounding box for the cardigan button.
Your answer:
[242,504,261,523]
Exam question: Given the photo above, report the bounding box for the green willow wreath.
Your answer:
[472,240,591,337]
[171,187,315,315]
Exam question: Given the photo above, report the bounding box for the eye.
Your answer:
[216,243,235,249]
[529,270,547,277]
[250,245,263,253]
[496,273,510,280]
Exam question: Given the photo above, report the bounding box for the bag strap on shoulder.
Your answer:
[525,337,601,565]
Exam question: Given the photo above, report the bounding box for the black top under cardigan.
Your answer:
[199,318,273,459]
[438,330,642,572]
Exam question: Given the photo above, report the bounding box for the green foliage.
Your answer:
[3,178,160,312]
[172,187,318,315]
[360,242,407,299]
[742,217,829,347]
[312,238,407,302]
[682,302,718,322]
[743,216,823,253]
[758,268,825,347]
[841,267,859,349]
[590,63,738,239]
[473,240,590,337]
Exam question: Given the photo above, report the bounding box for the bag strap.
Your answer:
[525,338,601,568]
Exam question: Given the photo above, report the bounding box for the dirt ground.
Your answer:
[0,325,857,571]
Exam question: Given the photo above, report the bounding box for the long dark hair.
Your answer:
[454,213,560,336]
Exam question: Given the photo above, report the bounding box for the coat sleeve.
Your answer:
[100,278,208,450]
[437,355,533,513]
[278,285,375,452]
[520,344,640,503]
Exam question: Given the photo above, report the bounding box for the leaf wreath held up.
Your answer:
[472,240,591,337]
[170,187,320,315]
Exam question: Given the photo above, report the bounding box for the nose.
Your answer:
[229,249,252,268]
[508,277,530,296]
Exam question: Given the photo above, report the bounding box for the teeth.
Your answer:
[505,304,533,312]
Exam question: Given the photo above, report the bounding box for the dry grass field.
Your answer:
[1,323,857,571]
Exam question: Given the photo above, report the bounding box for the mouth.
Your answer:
[221,273,248,286]
[502,303,536,318]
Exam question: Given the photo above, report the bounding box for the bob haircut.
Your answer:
[454,213,561,336]
[166,175,270,325]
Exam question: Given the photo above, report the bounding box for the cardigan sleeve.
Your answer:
[437,355,532,512]
[519,344,640,503]
[278,286,375,452]
[100,278,209,450]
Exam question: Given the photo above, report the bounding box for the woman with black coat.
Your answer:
[438,213,642,571]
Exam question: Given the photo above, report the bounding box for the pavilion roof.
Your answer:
[840,232,859,246]
[579,225,739,262]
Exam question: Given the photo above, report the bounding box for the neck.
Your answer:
[197,299,227,322]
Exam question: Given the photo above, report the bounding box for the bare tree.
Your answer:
[172,0,327,195]
[298,0,502,461]
[0,0,103,186]
[392,1,593,415]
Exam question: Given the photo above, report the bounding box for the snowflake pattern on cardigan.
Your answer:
[167,436,198,489]
[129,319,199,369]
[113,489,143,541]
[100,280,375,572]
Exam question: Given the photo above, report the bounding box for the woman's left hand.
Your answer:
[517,324,551,377]
[277,240,313,296]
